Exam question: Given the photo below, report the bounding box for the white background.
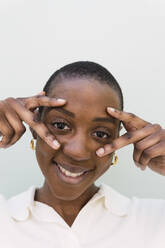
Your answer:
[0,0,165,198]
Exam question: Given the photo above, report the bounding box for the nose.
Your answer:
[62,134,91,162]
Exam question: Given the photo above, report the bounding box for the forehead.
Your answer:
[46,78,120,118]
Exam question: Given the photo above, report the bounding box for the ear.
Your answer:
[29,109,41,140]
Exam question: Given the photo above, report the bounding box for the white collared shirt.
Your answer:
[0,183,165,247]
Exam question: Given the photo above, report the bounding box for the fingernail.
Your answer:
[107,107,115,112]
[96,148,105,157]
[140,165,146,171]
[57,98,66,103]
[4,145,10,148]
[38,91,45,95]
[52,140,60,149]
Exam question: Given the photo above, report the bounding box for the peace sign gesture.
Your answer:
[96,107,165,176]
[0,92,66,149]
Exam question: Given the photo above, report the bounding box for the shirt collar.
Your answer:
[7,186,36,221]
[98,183,131,216]
[7,184,131,221]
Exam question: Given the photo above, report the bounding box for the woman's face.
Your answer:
[35,78,121,200]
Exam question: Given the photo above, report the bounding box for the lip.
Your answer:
[52,161,92,185]
[52,160,91,173]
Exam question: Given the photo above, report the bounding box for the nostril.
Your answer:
[64,152,90,162]
[63,144,90,162]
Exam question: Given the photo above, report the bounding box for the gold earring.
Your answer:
[111,152,118,166]
[30,139,35,150]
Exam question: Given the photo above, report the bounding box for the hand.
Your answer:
[96,107,165,176]
[0,92,66,149]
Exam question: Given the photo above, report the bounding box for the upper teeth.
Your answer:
[57,164,85,178]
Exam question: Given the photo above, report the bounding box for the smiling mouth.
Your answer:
[57,163,87,177]
[53,161,92,184]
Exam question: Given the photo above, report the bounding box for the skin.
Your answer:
[33,78,121,226]
[0,77,165,226]
[0,92,65,149]
[96,108,165,174]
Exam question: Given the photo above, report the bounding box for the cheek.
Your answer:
[35,138,54,171]
[96,155,113,176]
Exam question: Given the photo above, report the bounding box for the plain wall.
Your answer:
[0,0,165,198]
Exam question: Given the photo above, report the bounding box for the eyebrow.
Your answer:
[48,107,116,124]
[92,117,116,124]
[48,107,75,118]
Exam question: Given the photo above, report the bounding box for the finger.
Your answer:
[148,162,165,176]
[96,123,160,157]
[0,115,14,147]
[107,107,149,130]
[24,96,66,111]
[133,146,147,170]
[139,140,165,167]
[4,110,26,147]
[7,98,60,149]
[133,128,162,164]
[147,156,165,176]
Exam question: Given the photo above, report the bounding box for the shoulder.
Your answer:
[130,196,165,218]
[0,186,37,221]
[101,183,165,220]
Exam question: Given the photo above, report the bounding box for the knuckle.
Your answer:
[36,95,43,99]
[152,123,161,130]
[6,129,14,139]
[125,131,133,140]
[135,142,143,150]
[24,98,35,108]
[44,131,50,138]
[50,97,57,102]
[105,143,115,152]
[17,97,26,106]
[5,97,16,104]
[17,126,26,135]
[143,149,152,158]
[127,112,136,119]
[35,95,46,102]
[146,123,153,128]
[30,121,39,129]
[25,102,32,109]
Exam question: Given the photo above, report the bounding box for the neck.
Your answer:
[34,181,99,226]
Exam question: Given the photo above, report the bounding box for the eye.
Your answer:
[93,131,110,139]
[52,121,70,131]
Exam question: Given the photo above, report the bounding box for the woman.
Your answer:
[0,61,165,247]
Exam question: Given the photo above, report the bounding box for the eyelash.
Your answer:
[51,121,111,140]
[92,131,111,139]
[52,121,70,131]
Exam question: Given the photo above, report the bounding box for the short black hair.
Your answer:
[39,61,123,114]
